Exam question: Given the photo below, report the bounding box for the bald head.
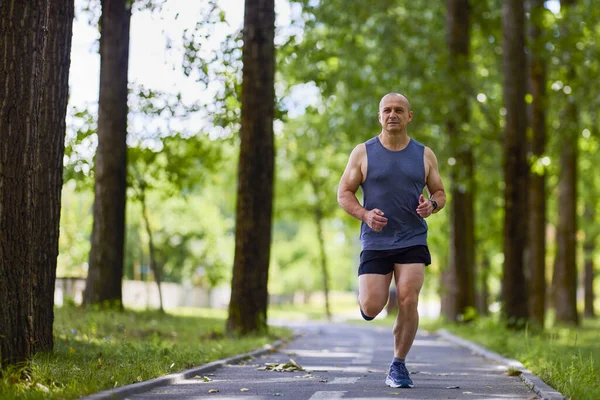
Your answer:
[379,93,411,112]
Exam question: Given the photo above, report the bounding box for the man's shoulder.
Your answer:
[410,138,426,149]
[410,139,436,156]
[364,136,379,145]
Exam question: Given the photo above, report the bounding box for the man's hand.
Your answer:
[416,194,434,218]
[364,208,388,232]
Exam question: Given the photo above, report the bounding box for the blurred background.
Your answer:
[56,0,599,324]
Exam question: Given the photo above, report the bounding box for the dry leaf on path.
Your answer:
[260,359,304,372]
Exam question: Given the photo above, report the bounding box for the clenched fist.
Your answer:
[364,208,388,232]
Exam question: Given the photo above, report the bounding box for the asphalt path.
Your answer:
[125,321,540,400]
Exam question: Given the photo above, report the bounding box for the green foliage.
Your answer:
[61,0,600,317]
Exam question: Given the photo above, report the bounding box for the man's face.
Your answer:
[378,95,413,132]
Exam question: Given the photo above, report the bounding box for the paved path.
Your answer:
[127,321,539,400]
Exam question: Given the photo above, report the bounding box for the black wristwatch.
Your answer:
[430,199,438,211]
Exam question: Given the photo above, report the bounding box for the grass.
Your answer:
[0,305,292,399]
[420,316,600,400]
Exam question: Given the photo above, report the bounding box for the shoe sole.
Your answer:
[385,376,414,388]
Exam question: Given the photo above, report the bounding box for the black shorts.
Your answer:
[358,245,431,275]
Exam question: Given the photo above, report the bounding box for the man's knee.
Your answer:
[396,292,419,311]
[359,296,387,317]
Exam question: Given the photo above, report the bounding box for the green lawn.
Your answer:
[0,306,292,399]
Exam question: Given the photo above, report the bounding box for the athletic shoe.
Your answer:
[385,362,414,388]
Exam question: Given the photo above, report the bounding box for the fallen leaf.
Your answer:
[241,388,249,392]
[193,375,202,379]
[463,391,473,394]
[136,376,143,382]
[446,386,460,389]
[273,394,283,397]
[208,389,219,393]
[319,379,328,383]
[261,359,304,372]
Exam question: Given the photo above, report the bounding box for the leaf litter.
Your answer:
[258,359,304,372]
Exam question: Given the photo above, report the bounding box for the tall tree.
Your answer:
[501,0,529,328]
[442,0,476,322]
[85,0,132,307]
[33,0,75,352]
[582,204,596,318]
[0,0,73,366]
[226,0,275,335]
[552,0,579,325]
[0,0,49,368]
[526,0,548,327]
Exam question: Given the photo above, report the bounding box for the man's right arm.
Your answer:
[337,144,367,221]
[337,145,388,232]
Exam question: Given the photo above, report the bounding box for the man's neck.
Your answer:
[379,131,410,151]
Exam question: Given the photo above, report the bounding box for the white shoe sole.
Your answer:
[385,376,414,388]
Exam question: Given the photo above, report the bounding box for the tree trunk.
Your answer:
[501,0,529,328]
[33,0,75,353]
[526,0,548,328]
[552,0,579,326]
[476,254,490,315]
[583,205,595,318]
[85,0,132,307]
[226,0,275,335]
[444,0,476,322]
[440,268,456,319]
[140,186,165,313]
[0,0,50,367]
[313,191,332,321]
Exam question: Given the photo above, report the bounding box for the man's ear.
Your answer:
[408,111,413,121]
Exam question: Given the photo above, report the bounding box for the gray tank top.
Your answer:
[360,136,428,250]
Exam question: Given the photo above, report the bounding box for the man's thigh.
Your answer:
[359,272,393,305]
[393,263,425,296]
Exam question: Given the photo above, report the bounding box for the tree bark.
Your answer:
[0,0,50,367]
[476,254,490,316]
[552,0,579,326]
[502,0,529,328]
[33,0,75,353]
[227,0,275,335]
[444,0,476,321]
[312,184,332,321]
[85,0,132,307]
[583,205,595,318]
[140,185,165,313]
[526,0,548,328]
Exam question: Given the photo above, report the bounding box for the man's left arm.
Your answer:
[425,147,446,214]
